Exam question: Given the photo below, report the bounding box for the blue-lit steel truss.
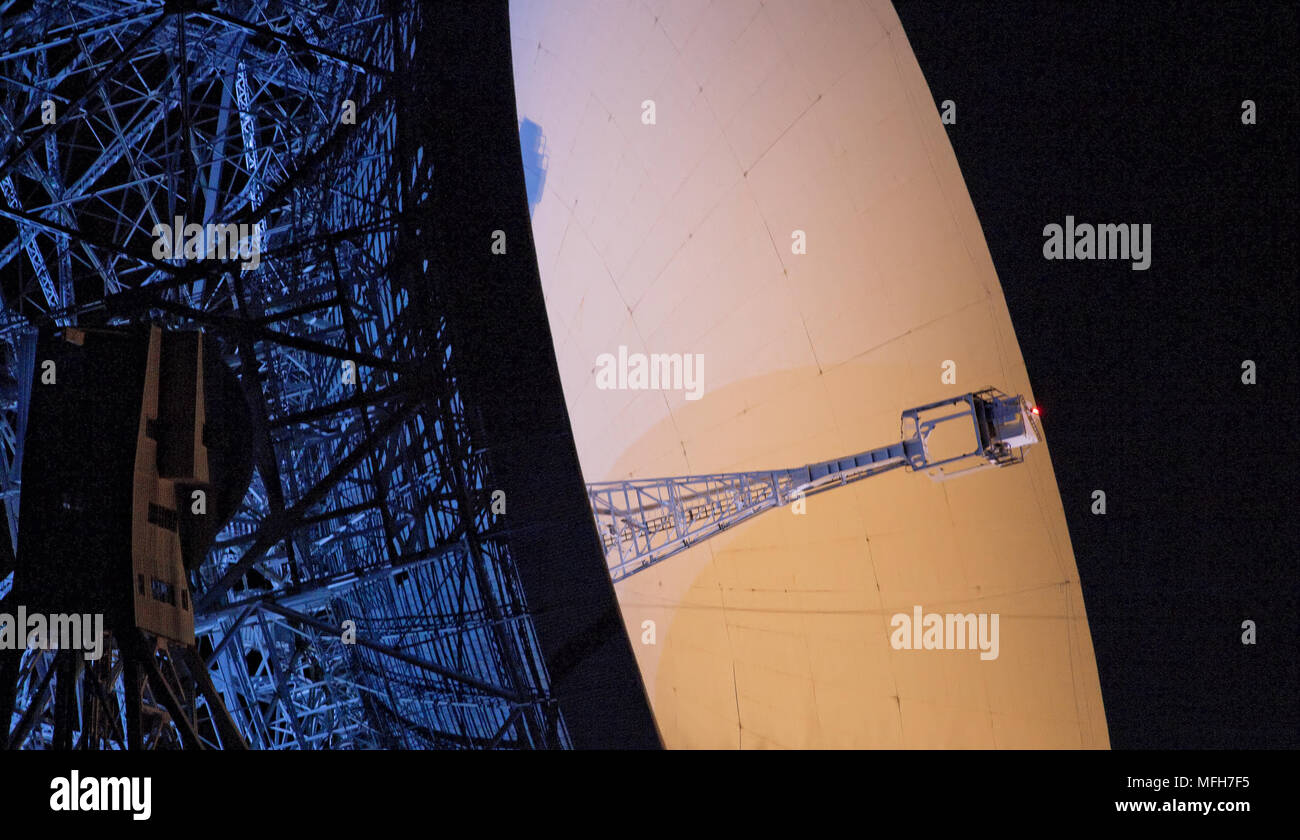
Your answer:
[0,0,567,749]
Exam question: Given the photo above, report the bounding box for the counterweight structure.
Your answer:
[0,1,570,749]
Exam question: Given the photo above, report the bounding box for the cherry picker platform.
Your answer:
[587,389,1042,582]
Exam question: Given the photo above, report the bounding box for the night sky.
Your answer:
[892,1,1298,748]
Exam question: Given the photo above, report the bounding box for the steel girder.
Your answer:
[588,389,1040,582]
[588,440,918,582]
[0,0,566,749]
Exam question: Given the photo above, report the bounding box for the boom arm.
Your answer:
[588,389,1041,582]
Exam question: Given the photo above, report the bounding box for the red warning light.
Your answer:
[1030,406,1040,416]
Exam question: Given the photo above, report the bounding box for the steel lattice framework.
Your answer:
[588,389,1041,582]
[588,441,919,583]
[0,0,568,749]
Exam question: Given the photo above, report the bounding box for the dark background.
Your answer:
[893,1,1298,748]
